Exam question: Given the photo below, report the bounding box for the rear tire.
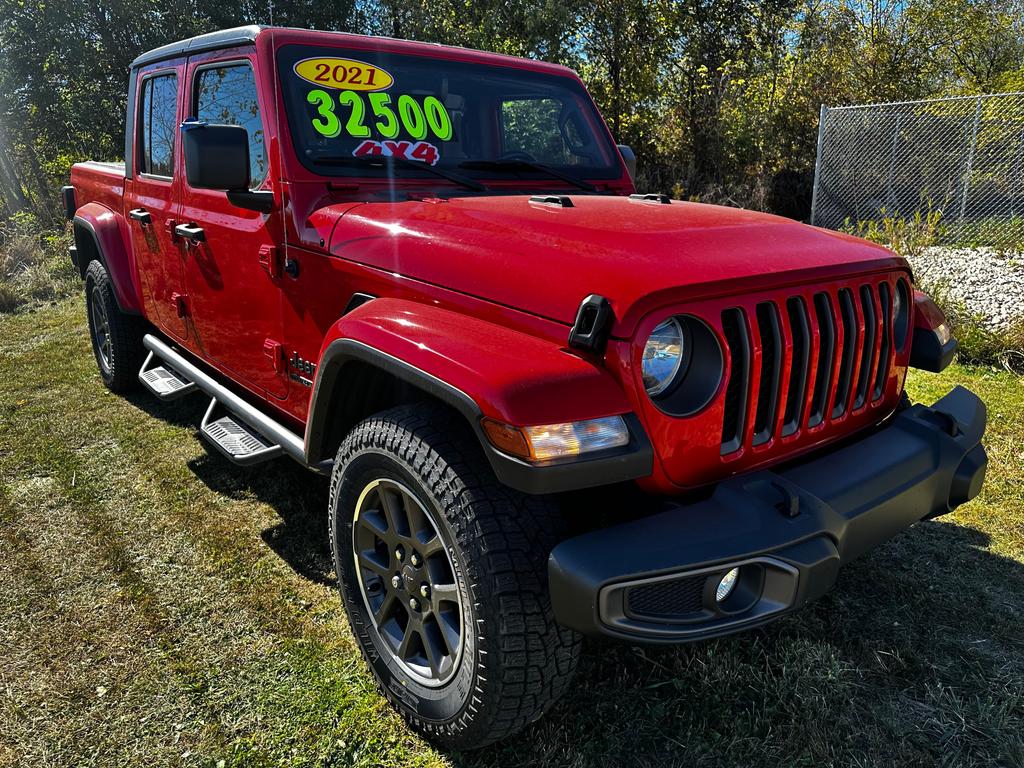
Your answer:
[85,260,145,392]
[329,403,580,750]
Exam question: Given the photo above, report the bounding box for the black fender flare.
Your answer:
[305,338,653,496]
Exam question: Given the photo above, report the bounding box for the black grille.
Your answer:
[627,575,706,619]
[720,308,750,455]
[808,292,835,428]
[854,285,878,410]
[832,288,858,418]
[874,283,893,400]
[782,297,810,436]
[752,302,782,445]
[719,279,897,455]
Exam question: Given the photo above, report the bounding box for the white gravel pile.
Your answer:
[905,246,1024,329]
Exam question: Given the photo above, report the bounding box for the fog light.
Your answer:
[716,567,740,602]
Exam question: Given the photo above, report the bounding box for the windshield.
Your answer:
[276,44,621,184]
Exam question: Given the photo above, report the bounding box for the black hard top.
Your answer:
[131,25,263,69]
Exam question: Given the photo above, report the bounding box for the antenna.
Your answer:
[268,0,274,25]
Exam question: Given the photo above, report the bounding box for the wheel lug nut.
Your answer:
[410,552,422,567]
[419,584,430,598]
[394,546,404,562]
[391,575,402,590]
[408,598,420,611]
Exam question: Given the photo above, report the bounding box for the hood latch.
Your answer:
[569,294,614,353]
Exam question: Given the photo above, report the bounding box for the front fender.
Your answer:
[74,203,142,314]
[305,298,653,494]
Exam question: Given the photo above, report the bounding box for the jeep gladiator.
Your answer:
[65,26,988,749]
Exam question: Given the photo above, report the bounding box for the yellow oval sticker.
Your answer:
[293,57,393,92]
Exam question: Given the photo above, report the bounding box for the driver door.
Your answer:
[178,55,288,399]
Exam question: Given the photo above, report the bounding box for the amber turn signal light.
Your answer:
[481,418,533,460]
[481,416,630,462]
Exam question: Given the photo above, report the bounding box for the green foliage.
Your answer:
[3,0,1024,224]
[0,212,76,312]
[949,217,1024,253]
[844,205,946,260]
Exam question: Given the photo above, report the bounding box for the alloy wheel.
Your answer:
[89,286,112,375]
[352,478,464,687]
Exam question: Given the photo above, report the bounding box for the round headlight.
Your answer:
[642,317,684,396]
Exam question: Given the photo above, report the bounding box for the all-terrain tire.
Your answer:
[329,403,580,750]
[84,259,146,392]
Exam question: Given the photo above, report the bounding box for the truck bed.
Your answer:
[70,161,125,213]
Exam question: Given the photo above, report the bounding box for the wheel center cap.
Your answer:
[402,565,418,589]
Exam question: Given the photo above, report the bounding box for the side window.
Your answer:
[500,97,588,166]
[139,73,179,177]
[194,63,268,187]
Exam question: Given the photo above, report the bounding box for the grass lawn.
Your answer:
[2,296,1022,767]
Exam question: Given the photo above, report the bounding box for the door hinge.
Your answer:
[259,245,282,278]
[264,339,285,373]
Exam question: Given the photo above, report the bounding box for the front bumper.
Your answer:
[548,386,987,643]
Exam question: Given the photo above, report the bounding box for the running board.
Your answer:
[139,351,197,400]
[200,398,283,465]
[141,334,308,468]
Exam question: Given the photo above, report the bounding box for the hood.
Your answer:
[324,194,906,336]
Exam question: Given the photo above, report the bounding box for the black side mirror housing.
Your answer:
[182,122,250,191]
[617,144,637,181]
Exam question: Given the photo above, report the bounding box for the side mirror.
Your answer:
[617,144,637,181]
[182,122,250,191]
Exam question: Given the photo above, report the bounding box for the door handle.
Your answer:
[128,208,152,225]
[174,223,206,243]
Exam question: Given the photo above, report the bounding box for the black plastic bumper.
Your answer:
[548,386,987,643]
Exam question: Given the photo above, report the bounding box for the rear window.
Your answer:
[139,73,178,177]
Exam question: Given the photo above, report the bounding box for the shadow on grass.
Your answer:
[120,391,1024,766]
[123,388,334,586]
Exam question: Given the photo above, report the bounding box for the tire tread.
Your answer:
[329,403,580,749]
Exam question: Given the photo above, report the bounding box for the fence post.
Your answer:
[959,96,983,223]
[810,104,828,225]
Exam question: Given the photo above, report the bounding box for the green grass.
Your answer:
[2,297,1023,767]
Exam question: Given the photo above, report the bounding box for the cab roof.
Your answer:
[130,25,576,78]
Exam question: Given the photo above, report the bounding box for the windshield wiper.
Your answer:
[307,152,488,192]
[458,160,599,193]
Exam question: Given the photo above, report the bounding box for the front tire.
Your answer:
[329,404,580,750]
[84,260,145,392]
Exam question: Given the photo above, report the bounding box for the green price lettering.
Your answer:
[307,91,452,142]
[397,95,428,141]
[307,89,341,138]
[423,96,452,141]
[338,90,371,137]
[368,92,399,139]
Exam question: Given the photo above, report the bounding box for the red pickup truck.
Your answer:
[65,25,987,749]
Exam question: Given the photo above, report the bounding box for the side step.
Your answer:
[139,351,197,401]
[200,398,283,466]
[141,334,310,470]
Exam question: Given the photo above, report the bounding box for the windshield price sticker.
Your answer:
[304,88,454,164]
[294,57,394,91]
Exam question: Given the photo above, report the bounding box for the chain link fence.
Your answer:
[810,92,1024,246]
